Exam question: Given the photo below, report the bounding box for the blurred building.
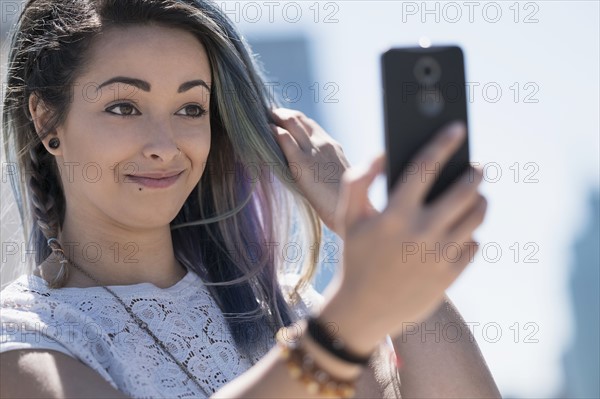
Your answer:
[559,188,600,398]
[246,35,337,293]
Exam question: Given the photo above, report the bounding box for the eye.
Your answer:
[104,102,140,117]
[176,104,207,118]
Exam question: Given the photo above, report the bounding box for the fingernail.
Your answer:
[445,121,465,138]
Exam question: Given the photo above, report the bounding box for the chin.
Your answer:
[122,208,182,230]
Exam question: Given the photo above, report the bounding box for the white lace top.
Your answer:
[0,269,395,398]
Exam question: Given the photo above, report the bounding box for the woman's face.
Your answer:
[44,24,212,228]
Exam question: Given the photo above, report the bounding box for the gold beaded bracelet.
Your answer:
[275,325,358,398]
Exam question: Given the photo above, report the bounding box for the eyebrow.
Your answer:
[95,76,211,93]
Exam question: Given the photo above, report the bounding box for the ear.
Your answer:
[28,92,63,156]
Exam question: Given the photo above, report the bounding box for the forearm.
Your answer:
[211,345,318,398]
[392,294,502,398]
[211,319,364,398]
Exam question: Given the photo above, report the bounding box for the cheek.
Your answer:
[62,112,135,161]
[64,135,134,188]
[186,126,211,181]
[187,124,211,156]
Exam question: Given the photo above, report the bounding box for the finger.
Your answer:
[436,237,480,289]
[290,111,316,138]
[445,194,488,244]
[335,152,386,237]
[270,123,302,154]
[422,165,483,233]
[388,121,466,210]
[444,240,480,282]
[270,108,312,152]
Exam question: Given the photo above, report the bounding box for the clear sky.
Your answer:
[233,1,599,397]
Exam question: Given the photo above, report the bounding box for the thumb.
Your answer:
[335,152,386,237]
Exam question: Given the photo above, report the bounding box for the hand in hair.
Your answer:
[269,107,363,235]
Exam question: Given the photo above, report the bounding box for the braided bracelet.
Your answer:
[307,316,372,365]
[275,325,358,398]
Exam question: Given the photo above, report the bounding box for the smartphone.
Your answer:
[381,45,470,205]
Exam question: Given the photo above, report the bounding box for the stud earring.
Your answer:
[48,137,60,149]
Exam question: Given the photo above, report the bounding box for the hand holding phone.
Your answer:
[328,119,485,354]
[321,45,487,359]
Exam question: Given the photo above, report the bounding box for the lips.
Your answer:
[127,170,184,179]
[125,170,184,188]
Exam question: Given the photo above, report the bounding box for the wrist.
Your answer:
[316,295,380,360]
[275,320,360,398]
[296,318,364,381]
[306,316,372,365]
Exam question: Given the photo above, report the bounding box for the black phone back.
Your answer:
[381,45,470,204]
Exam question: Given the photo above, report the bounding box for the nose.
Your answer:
[142,119,181,161]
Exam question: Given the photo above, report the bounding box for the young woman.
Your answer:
[0,1,501,398]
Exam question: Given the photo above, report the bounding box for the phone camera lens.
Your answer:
[414,57,441,86]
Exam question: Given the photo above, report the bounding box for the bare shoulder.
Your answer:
[0,349,129,398]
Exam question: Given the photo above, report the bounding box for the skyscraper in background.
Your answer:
[560,189,600,398]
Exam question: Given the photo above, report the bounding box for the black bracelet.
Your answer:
[306,316,372,365]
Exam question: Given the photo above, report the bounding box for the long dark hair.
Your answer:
[2,0,323,362]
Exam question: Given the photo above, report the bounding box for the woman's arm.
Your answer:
[0,349,130,398]
[265,113,497,397]
[212,316,371,399]
[393,294,502,398]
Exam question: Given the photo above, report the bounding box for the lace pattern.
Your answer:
[0,269,324,398]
